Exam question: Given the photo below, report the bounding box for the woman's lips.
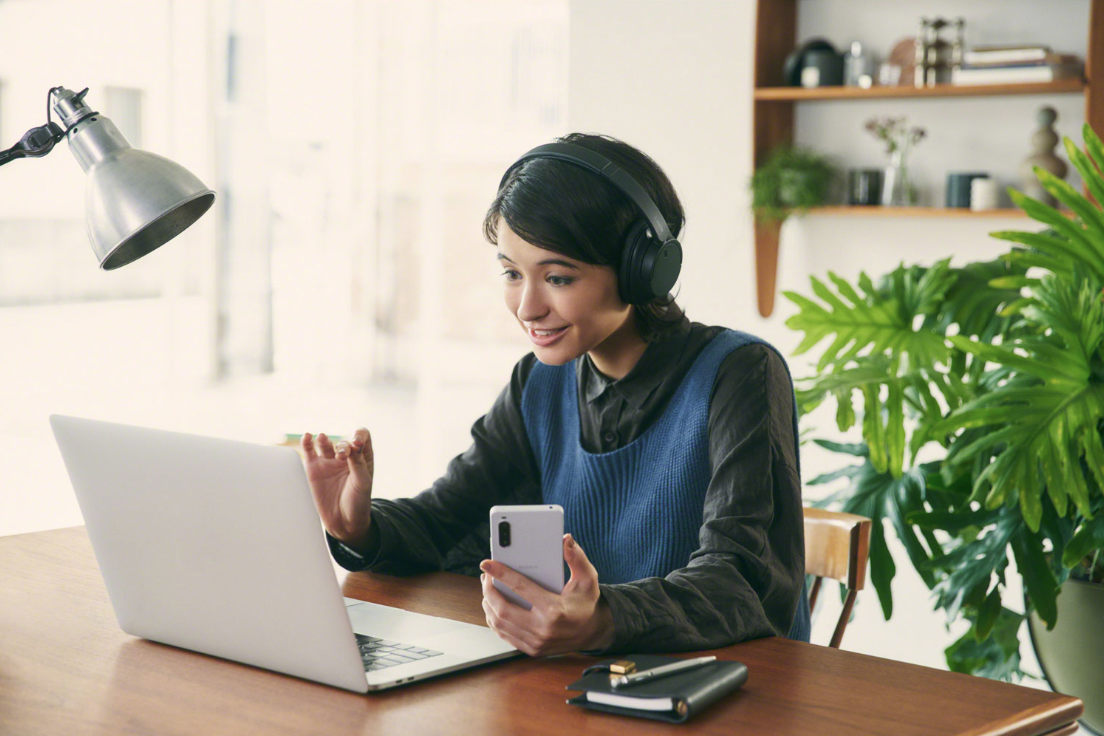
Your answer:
[529,326,568,346]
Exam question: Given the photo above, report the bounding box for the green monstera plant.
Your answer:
[784,123,1104,681]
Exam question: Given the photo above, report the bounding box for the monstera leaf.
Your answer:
[784,258,1025,477]
[944,606,1026,682]
[934,273,1104,532]
[784,261,955,477]
[1064,511,1104,570]
[784,260,954,375]
[913,502,1060,627]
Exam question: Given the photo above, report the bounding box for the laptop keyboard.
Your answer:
[356,633,444,672]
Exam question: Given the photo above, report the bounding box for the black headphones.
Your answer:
[497,142,682,306]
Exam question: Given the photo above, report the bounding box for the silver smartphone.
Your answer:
[489,504,565,610]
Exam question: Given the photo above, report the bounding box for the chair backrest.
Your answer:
[803,507,872,649]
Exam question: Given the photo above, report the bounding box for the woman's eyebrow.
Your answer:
[496,253,580,270]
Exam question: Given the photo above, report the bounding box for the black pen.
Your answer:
[610,656,717,689]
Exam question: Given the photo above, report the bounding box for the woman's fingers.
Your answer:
[316,433,337,459]
[300,432,317,461]
[302,430,370,466]
[352,428,371,461]
[481,579,537,655]
[482,599,532,654]
[343,429,372,469]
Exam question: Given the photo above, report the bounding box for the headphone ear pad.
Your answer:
[618,219,654,305]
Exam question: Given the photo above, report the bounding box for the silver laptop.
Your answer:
[49,414,519,693]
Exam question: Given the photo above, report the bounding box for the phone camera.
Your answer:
[498,520,511,547]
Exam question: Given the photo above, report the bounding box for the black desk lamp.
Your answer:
[0,86,215,270]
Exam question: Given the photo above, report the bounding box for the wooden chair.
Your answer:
[803,506,872,649]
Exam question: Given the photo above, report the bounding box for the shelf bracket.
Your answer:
[754,218,781,318]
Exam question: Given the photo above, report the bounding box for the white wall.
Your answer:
[569,0,772,344]
[566,0,1083,693]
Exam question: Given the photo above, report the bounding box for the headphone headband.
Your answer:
[497,142,676,246]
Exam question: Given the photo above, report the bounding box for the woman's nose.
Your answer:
[516,283,548,323]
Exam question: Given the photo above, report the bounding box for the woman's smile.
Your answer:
[528,325,569,346]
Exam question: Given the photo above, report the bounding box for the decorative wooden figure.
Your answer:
[1019,106,1068,206]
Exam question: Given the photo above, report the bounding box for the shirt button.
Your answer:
[603,431,617,445]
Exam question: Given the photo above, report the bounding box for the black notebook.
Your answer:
[565,654,749,724]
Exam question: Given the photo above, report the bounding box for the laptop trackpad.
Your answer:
[346,601,473,640]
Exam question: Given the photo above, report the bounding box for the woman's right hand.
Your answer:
[301,428,374,550]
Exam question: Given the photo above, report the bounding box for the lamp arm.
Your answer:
[0,122,66,167]
[0,86,90,167]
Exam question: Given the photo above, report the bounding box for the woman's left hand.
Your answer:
[480,534,615,656]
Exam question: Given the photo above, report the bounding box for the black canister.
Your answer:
[946,172,989,208]
[848,169,883,206]
[801,49,845,87]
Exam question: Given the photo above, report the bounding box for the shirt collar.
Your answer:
[579,314,692,410]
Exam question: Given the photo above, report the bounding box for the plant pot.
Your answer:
[1026,577,1104,735]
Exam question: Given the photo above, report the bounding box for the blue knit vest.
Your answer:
[520,329,811,641]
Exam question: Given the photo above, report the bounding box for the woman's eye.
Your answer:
[500,271,573,287]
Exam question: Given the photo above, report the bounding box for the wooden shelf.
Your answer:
[754,78,1086,102]
[803,206,1028,218]
[750,0,1103,318]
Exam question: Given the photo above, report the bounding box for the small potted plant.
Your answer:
[865,116,926,206]
[750,145,837,223]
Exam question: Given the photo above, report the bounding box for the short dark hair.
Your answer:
[483,132,686,343]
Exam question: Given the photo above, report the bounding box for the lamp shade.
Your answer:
[58,90,214,270]
[84,146,215,270]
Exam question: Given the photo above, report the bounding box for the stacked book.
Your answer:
[951,44,1084,85]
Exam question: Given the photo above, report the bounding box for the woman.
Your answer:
[301,132,811,656]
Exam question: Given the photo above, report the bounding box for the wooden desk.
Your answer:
[1,527,1083,735]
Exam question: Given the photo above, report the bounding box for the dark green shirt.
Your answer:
[328,316,804,653]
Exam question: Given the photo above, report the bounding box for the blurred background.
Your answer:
[0,0,1091,712]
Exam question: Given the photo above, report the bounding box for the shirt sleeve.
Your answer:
[328,353,543,576]
[586,343,805,653]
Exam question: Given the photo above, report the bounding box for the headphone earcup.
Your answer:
[649,238,682,300]
[619,219,681,306]
[618,219,653,305]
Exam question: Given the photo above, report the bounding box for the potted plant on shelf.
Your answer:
[749,145,838,223]
[782,123,1104,734]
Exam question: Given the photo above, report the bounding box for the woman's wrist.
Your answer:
[584,595,616,651]
[340,516,380,558]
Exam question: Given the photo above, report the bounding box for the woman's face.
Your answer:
[496,219,636,369]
